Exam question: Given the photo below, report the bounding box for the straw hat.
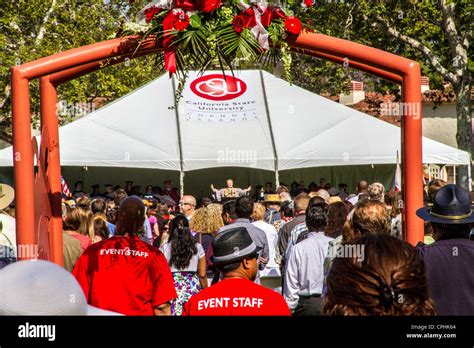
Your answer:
[0,184,14,210]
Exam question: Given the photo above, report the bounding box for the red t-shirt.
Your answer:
[183,278,291,316]
[72,236,177,315]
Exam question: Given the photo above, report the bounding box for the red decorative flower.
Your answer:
[144,6,161,23]
[304,0,313,6]
[284,16,302,35]
[198,0,222,12]
[232,14,245,33]
[173,11,190,31]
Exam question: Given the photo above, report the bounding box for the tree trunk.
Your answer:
[454,77,472,190]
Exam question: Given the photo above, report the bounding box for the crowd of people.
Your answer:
[0,176,473,316]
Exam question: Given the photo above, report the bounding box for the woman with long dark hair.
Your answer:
[324,234,437,315]
[159,214,208,315]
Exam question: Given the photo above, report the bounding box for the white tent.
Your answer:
[0,70,469,185]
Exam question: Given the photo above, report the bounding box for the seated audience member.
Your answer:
[160,215,208,315]
[284,203,332,315]
[416,184,474,315]
[73,197,177,315]
[323,234,437,316]
[72,181,86,198]
[0,260,119,315]
[90,184,101,198]
[182,227,290,316]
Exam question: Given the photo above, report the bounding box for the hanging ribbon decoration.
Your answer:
[162,10,177,74]
[235,0,272,51]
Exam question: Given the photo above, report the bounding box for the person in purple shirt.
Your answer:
[416,184,474,315]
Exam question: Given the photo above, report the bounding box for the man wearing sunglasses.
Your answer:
[179,195,196,221]
[183,227,290,316]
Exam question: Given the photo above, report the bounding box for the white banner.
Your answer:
[180,71,258,123]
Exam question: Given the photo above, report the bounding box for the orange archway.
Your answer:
[10,32,423,264]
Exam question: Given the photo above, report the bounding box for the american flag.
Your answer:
[61,176,71,197]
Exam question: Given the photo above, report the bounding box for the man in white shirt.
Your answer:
[0,184,16,267]
[284,202,333,315]
[285,196,325,264]
[251,203,280,277]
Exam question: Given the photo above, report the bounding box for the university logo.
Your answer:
[190,74,247,101]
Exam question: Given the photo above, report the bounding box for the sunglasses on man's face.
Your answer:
[179,202,194,207]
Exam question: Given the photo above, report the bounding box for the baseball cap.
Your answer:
[0,260,121,315]
[211,227,261,265]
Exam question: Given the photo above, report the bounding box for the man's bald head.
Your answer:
[115,196,146,236]
[357,180,369,194]
[180,195,196,218]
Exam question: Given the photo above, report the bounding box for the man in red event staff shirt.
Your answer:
[183,226,290,316]
[73,197,177,315]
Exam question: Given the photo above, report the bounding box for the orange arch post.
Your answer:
[12,32,423,263]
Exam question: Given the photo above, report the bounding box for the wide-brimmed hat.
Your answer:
[211,227,261,265]
[327,187,340,196]
[0,260,121,315]
[0,184,14,210]
[264,194,281,204]
[416,184,474,224]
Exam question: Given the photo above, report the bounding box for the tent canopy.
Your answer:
[0,70,469,170]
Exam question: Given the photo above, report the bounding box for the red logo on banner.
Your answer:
[190,74,247,101]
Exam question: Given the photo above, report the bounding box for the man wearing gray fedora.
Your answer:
[416,184,474,315]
